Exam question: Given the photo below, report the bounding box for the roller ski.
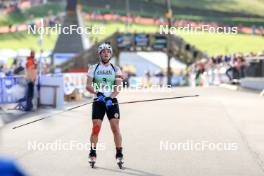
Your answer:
[88,150,96,168]
[116,148,124,169]
[116,157,124,169]
[89,156,96,168]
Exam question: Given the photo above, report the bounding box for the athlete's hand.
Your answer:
[96,92,105,102]
[104,97,113,109]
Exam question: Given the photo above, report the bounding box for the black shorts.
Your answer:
[92,98,120,120]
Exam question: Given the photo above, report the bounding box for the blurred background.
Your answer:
[0,0,263,119]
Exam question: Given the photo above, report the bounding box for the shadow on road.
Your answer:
[96,166,162,176]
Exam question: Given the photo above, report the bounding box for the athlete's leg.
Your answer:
[109,118,123,159]
[90,119,102,148]
[89,119,102,158]
[109,118,122,148]
[90,100,105,157]
[106,98,123,158]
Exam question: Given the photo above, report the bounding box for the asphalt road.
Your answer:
[1,87,264,176]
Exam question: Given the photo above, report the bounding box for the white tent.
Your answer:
[0,49,17,64]
[113,52,186,76]
[137,52,186,70]
[17,49,31,57]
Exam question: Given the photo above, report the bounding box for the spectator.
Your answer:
[25,50,37,111]
[226,58,239,81]
[155,70,165,86]
[195,62,205,80]
[191,52,263,86]
[237,56,246,78]
[8,24,12,32]
[14,62,25,75]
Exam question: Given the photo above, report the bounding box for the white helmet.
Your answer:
[97,43,113,54]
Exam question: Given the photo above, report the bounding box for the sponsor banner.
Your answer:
[134,34,149,47]
[63,73,87,95]
[0,76,27,104]
[53,53,76,65]
[116,34,133,49]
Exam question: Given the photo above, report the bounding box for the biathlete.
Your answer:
[86,43,124,168]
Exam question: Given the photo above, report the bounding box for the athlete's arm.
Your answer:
[110,78,122,98]
[110,66,123,98]
[86,65,98,95]
[86,76,97,95]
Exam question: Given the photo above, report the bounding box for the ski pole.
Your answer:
[12,95,199,129]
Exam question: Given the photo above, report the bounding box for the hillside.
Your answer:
[1,21,263,56]
[145,0,264,17]
[1,0,264,27]
[83,0,264,27]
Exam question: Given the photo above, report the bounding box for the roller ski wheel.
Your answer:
[89,156,96,168]
[116,157,124,169]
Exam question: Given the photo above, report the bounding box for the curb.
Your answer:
[220,84,264,97]
[219,84,239,91]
